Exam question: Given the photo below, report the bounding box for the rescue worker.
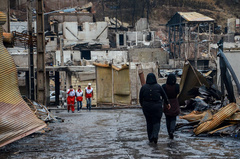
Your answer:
[76,85,83,112]
[85,83,93,111]
[139,73,170,144]
[162,73,180,139]
[67,85,75,113]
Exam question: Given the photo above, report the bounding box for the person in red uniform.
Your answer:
[85,83,93,111]
[76,85,83,112]
[67,85,75,113]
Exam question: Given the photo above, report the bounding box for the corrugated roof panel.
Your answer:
[178,12,214,22]
[0,12,46,148]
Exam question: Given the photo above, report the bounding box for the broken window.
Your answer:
[119,34,124,46]
[81,50,91,60]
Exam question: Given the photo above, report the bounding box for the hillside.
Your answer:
[92,0,240,30]
[10,0,240,32]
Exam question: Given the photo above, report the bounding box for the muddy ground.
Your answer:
[1,109,240,159]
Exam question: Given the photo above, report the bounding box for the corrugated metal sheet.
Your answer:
[178,61,209,105]
[0,12,46,148]
[193,103,239,135]
[178,12,214,22]
[94,63,131,105]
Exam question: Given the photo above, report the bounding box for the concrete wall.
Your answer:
[228,18,236,34]
[128,48,169,104]
[49,13,93,26]
[10,22,28,33]
[56,50,72,65]
[135,18,148,31]
[63,21,110,48]
[46,36,58,52]
[72,50,81,61]
[79,22,108,39]
[129,62,158,105]
[56,50,81,65]
[91,50,128,64]
[63,22,78,40]
[8,48,37,67]
[217,51,240,86]
[128,48,169,66]
[126,31,155,47]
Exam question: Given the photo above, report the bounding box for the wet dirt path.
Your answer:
[1,109,240,159]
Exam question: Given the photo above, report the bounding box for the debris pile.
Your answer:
[23,97,62,123]
[105,17,129,29]
[177,61,240,137]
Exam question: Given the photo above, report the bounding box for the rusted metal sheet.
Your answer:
[178,61,209,105]
[178,12,214,22]
[225,112,240,122]
[208,124,236,135]
[94,62,131,105]
[179,111,207,122]
[3,32,13,44]
[193,103,239,135]
[0,12,46,148]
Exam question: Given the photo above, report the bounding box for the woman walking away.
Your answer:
[139,73,170,144]
[162,73,180,139]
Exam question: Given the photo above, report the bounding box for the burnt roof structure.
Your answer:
[166,12,215,69]
[167,12,214,26]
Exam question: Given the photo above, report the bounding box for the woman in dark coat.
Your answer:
[139,73,170,144]
[162,73,180,139]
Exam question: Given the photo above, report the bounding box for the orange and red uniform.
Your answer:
[76,89,83,101]
[85,87,93,99]
[67,89,75,112]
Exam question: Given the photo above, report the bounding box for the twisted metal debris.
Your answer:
[0,12,46,147]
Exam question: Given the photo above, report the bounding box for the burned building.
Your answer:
[166,12,214,69]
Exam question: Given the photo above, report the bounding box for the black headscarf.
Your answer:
[166,73,176,85]
[146,73,157,85]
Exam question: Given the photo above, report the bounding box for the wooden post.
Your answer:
[55,71,60,105]
[36,0,46,105]
[195,24,199,69]
[112,68,114,105]
[46,71,50,106]
[208,23,211,56]
[27,0,35,100]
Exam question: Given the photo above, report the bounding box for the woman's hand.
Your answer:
[167,104,171,110]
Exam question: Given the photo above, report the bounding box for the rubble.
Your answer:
[105,17,129,29]
[178,47,240,136]
[193,103,239,135]
[23,97,60,123]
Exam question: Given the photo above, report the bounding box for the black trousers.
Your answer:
[165,115,176,135]
[143,109,162,141]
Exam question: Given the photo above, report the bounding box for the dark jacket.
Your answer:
[139,73,168,109]
[162,83,180,116]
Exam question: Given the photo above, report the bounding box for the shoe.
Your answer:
[153,138,158,144]
[78,111,79,113]
[68,110,69,113]
[169,133,174,139]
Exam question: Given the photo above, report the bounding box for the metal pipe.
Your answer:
[218,49,240,95]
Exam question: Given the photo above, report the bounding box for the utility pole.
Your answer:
[115,0,118,32]
[101,0,105,20]
[36,0,46,105]
[27,0,34,100]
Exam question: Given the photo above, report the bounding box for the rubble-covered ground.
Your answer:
[1,109,240,159]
